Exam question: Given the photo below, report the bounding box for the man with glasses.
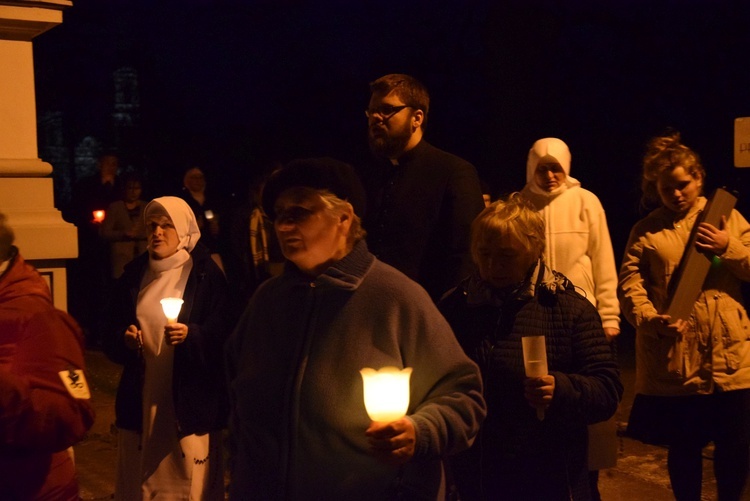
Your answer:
[362,73,485,302]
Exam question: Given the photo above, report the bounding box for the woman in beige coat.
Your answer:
[619,130,750,501]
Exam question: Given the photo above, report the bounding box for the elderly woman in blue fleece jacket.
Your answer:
[226,157,486,500]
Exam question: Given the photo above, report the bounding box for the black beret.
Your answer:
[261,157,366,217]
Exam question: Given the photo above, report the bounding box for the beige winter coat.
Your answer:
[619,197,750,396]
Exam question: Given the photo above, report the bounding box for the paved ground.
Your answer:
[74,336,745,500]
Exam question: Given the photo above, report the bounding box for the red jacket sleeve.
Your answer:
[0,310,95,452]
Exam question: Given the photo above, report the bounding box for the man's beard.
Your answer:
[368,125,413,159]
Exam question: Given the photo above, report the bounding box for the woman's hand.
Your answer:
[524,375,555,413]
[648,314,688,338]
[164,323,188,345]
[603,327,620,342]
[696,216,729,255]
[365,417,416,465]
[124,325,142,351]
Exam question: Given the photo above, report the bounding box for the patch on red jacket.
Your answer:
[59,369,91,399]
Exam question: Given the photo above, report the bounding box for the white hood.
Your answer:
[525,137,580,196]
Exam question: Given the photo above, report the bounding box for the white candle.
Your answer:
[522,335,548,420]
[360,366,412,423]
[160,297,184,324]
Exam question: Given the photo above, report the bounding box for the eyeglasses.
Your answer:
[365,104,411,120]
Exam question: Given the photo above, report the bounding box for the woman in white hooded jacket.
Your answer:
[521,137,621,499]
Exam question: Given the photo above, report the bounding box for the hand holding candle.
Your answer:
[361,366,416,464]
[365,417,416,465]
[522,335,549,420]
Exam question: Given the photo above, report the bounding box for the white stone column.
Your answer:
[0,0,75,311]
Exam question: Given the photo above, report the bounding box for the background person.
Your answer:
[225,167,285,311]
[0,213,95,500]
[359,73,485,302]
[180,166,225,271]
[439,193,622,500]
[521,138,621,338]
[619,130,750,501]
[520,137,621,497]
[103,196,233,500]
[226,158,486,500]
[66,151,121,347]
[66,151,121,229]
[101,173,148,279]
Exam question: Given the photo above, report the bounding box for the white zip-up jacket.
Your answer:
[521,138,621,331]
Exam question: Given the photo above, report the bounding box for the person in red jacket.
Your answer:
[0,213,95,500]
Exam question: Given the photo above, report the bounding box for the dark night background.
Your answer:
[32,0,750,261]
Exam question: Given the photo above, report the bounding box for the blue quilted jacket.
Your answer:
[439,263,623,500]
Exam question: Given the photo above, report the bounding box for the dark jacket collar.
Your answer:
[286,240,375,291]
[464,260,571,307]
[394,138,429,165]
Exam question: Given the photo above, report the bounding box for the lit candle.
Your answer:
[160,297,184,324]
[92,210,106,223]
[360,366,412,423]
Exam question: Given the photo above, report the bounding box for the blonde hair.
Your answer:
[471,192,545,264]
[319,191,367,245]
[641,130,705,209]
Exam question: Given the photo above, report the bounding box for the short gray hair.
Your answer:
[319,191,367,245]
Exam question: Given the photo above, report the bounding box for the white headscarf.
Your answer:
[143,196,201,253]
[137,196,200,358]
[133,197,204,483]
[525,137,581,197]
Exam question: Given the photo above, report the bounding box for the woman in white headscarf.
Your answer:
[520,138,621,499]
[103,196,233,500]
